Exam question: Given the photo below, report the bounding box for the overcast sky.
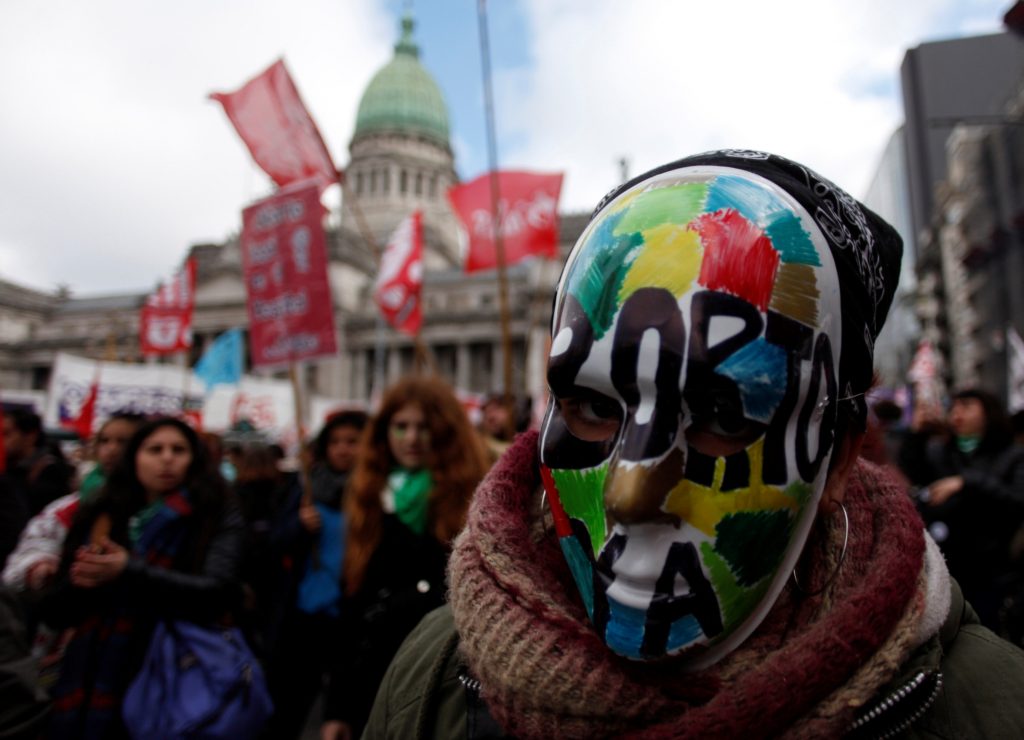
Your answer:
[0,0,1009,296]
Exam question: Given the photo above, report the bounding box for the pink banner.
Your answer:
[140,257,196,356]
[241,181,338,368]
[210,59,337,192]
[448,171,563,273]
[374,210,423,336]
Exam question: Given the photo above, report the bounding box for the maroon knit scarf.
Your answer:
[448,432,926,739]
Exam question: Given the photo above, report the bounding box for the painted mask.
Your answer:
[539,165,843,667]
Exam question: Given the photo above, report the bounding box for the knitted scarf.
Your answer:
[449,433,927,739]
[48,489,196,739]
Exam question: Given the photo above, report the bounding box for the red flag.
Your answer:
[374,211,423,336]
[241,180,338,367]
[448,171,563,273]
[140,258,196,356]
[70,380,98,440]
[210,59,337,192]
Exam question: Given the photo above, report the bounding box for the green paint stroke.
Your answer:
[613,183,709,235]
[784,480,812,507]
[551,466,608,556]
[567,220,642,339]
[713,509,793,587]
[766,213,821,266]
[701,542,772,632]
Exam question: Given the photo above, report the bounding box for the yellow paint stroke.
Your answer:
[619,224,702,304]
[664,438,799,537]
[768,263,820,327]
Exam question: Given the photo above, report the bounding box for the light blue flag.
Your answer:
[194,329,244,389]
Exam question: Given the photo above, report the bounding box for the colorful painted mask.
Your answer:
[539,164,843,667]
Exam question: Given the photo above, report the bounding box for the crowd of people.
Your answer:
[0,379,518,739]
[2,148,1024,738]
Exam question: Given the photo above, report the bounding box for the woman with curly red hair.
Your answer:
[321,376,489,740]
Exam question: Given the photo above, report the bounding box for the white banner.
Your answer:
[1008,327,1024,413]
[44,353,205,435]
[202,376,297,448]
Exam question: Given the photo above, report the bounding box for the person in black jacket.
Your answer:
[3,408,73,519]
[900,388,1024,632]
[39,416,245,739]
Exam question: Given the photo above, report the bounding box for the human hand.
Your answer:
[25,558,59,590]
[928,476,964,506]
[299,504,322,533]
[320,720,352,740]
[70,537,128,588]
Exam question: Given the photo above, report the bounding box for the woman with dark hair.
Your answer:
[321,377,488,740]
[40,416,245,739]
[901,388,1024,632]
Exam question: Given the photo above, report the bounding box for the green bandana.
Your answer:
[387,467,433,535]
[956,435,981,454]
[128,499,163,547]
[79,466,106,503]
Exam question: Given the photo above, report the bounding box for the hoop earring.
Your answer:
[792,501,849,597]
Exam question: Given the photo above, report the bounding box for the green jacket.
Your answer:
[363,581,1024,740]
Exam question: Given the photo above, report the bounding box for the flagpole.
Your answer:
[477,0,514,400]
[288,362,314,508]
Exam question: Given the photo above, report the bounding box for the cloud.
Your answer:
[500,0,1006,213]
[0,0,391,294]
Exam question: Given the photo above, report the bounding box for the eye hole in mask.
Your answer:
[557,391,623,442]
[686,387,766,458]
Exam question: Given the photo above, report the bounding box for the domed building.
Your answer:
[0,12,589,427]
[344,14,461,268]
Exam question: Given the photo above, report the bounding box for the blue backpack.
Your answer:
[122,620,273,739]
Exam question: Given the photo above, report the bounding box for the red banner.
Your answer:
[448,171,563,273]
[210,59,337,192]
[140,258,196,356]
[374,211,423,336]
[241,180,338,368]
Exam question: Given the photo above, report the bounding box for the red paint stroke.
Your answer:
[540,465,574,537]
[695,209,779,312]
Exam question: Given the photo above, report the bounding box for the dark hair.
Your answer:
[952,388,1012,453]
[66,417,227,560]
[95,411,147,438]
[5,408,42,441]
[314,410,370,463]
[235,445,282,484]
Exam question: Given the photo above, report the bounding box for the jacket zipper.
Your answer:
[847,670,943,739]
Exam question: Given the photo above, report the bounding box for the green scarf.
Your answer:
[79,466,106,503]
[387,467,433,535]
[956,435,981,454]
[127,499,164,547]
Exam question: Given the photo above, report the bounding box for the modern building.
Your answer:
[0,14,589,417]
[902,29,1024,396]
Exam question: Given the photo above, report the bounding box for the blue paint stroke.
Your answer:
[766,213,821,266]
[705,175,780,226]
[606,598,648,659]
[717,338,788,424]
[706,175,820,267]
[566,210,642,339]
[559,535,595,618]
[667,613,705,649]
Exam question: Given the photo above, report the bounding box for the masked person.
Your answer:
[362,151,1024,739]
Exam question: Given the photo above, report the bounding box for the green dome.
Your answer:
[353,15,450,148]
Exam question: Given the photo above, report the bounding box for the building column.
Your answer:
[387,342,402,386]
[455,342,470,392]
